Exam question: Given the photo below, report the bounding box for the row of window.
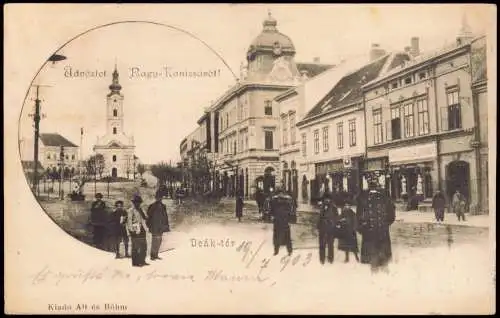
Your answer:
[301,119,357,156]
[46,153,76,160]
[388,70,428,91]
[219,130,250,155]
[219,99,273,132]
[281,112,296,147]
[373,90,462,145]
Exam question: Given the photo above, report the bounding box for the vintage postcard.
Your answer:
[4,3,496,315]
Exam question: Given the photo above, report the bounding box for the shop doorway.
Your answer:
[263,167,276,194]
[446,160,470,202]
[111,167,118,178]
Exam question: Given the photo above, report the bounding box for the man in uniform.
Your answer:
[357,177,396,271]
[89,193,108,249]
[147,191,170,261]
[269,186,294,256]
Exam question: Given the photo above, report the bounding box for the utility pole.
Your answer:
[59,145,65,200]
[30,85,47,194]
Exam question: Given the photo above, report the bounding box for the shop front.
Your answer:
[387,142,438,202]
[312,157,362,204]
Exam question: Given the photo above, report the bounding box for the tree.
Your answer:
[86,154,105,180]
[137,163,146,178]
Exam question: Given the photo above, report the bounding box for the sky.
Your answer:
[18,4,492,164]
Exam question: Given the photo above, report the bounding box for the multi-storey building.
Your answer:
[297,44,412,203]
[184,13,333,198]
[362,22,488,213]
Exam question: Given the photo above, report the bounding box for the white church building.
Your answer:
[93,65,136,179]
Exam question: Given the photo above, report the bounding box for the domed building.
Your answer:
[182,12,334,199]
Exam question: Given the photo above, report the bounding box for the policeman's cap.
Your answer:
[95,193,103,199]
[115,200,124,207]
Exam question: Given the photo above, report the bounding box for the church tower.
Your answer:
[107,64,125,137]
[93,63,136,179]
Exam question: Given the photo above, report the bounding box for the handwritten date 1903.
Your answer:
[236,240,313,273]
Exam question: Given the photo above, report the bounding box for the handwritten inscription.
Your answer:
[31,239,315,288]
[191,238,236,248]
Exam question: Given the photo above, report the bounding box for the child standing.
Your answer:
[337,200,359,263]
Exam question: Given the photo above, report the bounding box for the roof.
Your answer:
[39,133,78,147]
[297,63,335,78]
[299,52,410,123]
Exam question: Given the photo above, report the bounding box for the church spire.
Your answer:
[109,61,122,93]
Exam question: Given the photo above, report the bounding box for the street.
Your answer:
[34,182,493,314]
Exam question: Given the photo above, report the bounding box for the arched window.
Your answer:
[113,109,118,117]
[113,127,117,134]
[112,155,117,162]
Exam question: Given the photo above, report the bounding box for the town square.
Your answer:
[11,4,494,315]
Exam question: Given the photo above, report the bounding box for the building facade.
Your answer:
[21,133,80,177]
[362,29,488,213]
[297,49,412,204]
[183,13,333,199]
[93,65,136,179]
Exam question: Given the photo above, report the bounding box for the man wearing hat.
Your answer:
[356,176,395,270]
[317,191,339,264]
[110,200,130,258]
[127,195,149,267]
[89,193,108,249]
[146,191,170,261]
[269,185,294,256]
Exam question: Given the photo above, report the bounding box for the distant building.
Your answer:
[93,65,136,179]
[20,133,80,178]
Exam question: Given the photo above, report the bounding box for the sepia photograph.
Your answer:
[4,3,496,315]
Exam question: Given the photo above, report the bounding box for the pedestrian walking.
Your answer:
[317,192,339,264]
[147,191,170,261]
[235,190,244,222]
[432,190,446,222]
[452,190,466,221]
[262,188,274,222]
[357,179,396,270]
[269,186,294,256]
[110,200,130,258]
[127,195,149,267]
[89,193,108,250]
[337,200,359,263]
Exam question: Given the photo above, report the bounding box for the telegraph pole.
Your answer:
[32,85,42,193]
[59,145,65,200]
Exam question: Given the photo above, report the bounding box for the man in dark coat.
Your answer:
[89,193,108,250]
[269,186,294,256]
[110,200,130,258]
[235,190,244,222]
[147,191,170,261]
[317,192,339,264]
[357,180,396,270]
[432,190,446,222]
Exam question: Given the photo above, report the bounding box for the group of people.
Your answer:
[250,179,396,270]
[89,191,170,267]
[432,189,467,222]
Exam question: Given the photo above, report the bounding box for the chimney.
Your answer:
[313,57,321,63]
[410,37,420,57]
[369,43,387,61]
